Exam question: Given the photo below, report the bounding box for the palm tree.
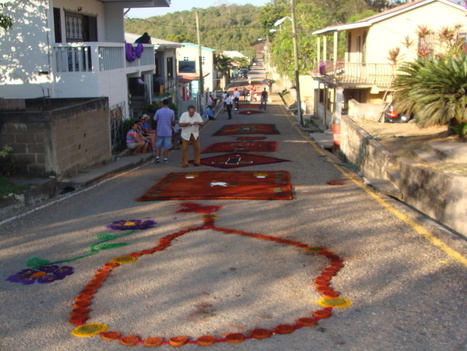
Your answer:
[216,54,233,80]
[393,56,467,140]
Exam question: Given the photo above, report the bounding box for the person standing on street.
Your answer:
[224,93,233,119]
[233,88,241,110]
[153,99,175,164]
[179,105,204,168]
[259,88,268,111]
[221,91,228,111]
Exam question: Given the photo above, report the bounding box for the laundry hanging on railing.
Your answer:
[125,43,144,62]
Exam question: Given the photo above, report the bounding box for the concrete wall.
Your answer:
[0,97,111,178]
[341,115,467,236]
[341,115,397,179]
[348,99,386,121]
[398,159,467,236]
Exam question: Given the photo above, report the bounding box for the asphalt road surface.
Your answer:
[0,65,465,351]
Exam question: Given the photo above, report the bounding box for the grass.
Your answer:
[0,177,31,198]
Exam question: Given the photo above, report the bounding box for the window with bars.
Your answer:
[64,11,97,42]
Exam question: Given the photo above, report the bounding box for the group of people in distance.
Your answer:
[126,99,204,168]
[125,82,270,167]
[220,85,269,118]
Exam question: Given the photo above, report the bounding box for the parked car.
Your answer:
[384,104,410,123]
[238,69,248,78]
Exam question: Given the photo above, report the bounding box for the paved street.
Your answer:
[0,66,466,351]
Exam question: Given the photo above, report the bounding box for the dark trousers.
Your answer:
[226,104,232,119]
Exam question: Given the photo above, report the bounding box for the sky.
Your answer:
[125,0,271,18]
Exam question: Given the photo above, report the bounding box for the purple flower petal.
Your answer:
[38,265,59,273]
[53,266,74,276]
[107,219,156,230]
[37,275,57,284]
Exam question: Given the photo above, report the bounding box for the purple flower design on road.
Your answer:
[7,265,74,285]
[106,220,156,230]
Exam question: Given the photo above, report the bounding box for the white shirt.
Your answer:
[179,111,204,141]
[222,92,227,101]
[224,96,233,105]
[233,90,240,98]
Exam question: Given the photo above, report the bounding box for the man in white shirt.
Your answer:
[233,88,241,110]
[224,93,233,119]
[179,105,204,168]
[221,91,228,111]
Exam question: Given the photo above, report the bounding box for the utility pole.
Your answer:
[195,11,204,111]
[290,0,303,127]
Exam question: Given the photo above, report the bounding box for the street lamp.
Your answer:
[274,0,303,127]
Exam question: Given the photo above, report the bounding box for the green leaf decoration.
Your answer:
[96,233,118,240]
[94,243,129,250]
[26,257,50,267]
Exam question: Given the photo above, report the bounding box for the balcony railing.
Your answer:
[53,42,155,73]
[313,61,399,87]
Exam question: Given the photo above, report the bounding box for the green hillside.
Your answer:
[125,4,263,57]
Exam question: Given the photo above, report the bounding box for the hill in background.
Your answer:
[125,4,263,57]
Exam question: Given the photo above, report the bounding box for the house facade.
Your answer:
[0,0,170,119]
[311,0,466,128]
[125,33,181,100]
[176,42,217,96]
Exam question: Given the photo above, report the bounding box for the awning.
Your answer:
[177,73,211,84]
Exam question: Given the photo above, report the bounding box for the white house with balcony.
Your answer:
[311,0,466,128]
[0,0,170,119]
[176,42,217,96]
[125,32,181,101]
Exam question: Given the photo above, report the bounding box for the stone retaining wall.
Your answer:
[341,115,467,236]
[0,97,111,178]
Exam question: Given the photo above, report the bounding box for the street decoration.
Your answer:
[70,203,350,346]
[196,153,290,169]
[201,141,277,153]
[136,171,293,201]
[5,220,156,284]
[6,265,74,285]
[212,124,280,136]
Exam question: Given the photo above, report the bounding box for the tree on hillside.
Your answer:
[1,4,13,31]
[125,4,263,55]
[393,56,467,140]
[215,54,233,81]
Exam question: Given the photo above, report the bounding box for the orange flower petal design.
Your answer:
[225,333,245,344]
[297,317,317,327]
[251,328,272,339]
[196,335,217,346]
[143,337,164,347]
[275,324,295,334]
[313,309,332,319]
[119,335,140,346]
[169,336,188,347]
[100,331,121,341]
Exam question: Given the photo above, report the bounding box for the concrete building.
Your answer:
[0,0,170,119]
[125,33,181,100]
[311,0,466,128]
[176,42,217,97]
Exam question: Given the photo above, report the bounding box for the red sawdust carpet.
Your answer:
[197,153,290,169]
[201,141,277,153]
[136,171,293,201]
[237,110,264,115]
[236,136,266,141]
[238,104,260,109]
[212,124,280,136]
